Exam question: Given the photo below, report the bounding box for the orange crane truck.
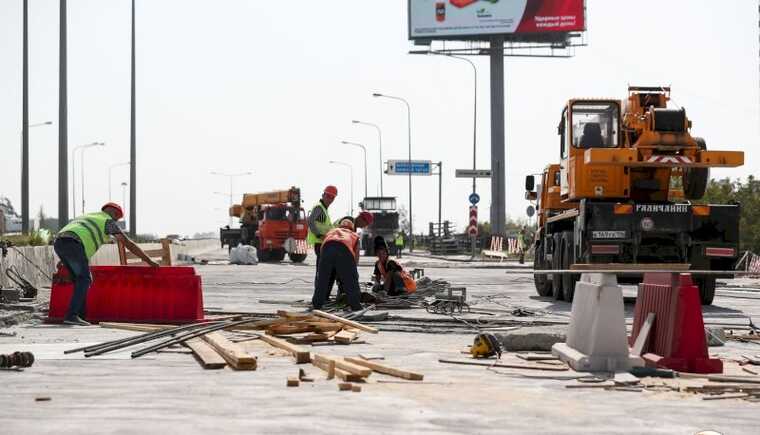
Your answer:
[525,86,744,305]
[220,187,308,263]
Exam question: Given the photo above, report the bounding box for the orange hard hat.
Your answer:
[323,185,338,198]
[357,211,374,226]
[101,202,124,220]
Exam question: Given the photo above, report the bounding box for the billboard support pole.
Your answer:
[489,36,506,237]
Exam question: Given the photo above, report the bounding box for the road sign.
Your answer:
[386,160,432,176]
[468,205,478,236]
[526,205,535,217]
[455,169,492,178]
[469,193,480,205]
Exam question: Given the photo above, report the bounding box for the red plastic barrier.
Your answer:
[49,265,204,324]
[631,272,722,374]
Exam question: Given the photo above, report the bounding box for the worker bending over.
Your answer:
[307,185,337,286]
[312,212,373,311]
[372,236,416,296]
[54,203,159,326]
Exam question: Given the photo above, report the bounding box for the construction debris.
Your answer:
[0,351,34,369]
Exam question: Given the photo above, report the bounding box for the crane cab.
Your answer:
[559,100,629,201]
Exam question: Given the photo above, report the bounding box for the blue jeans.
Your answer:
[53,238,92,320]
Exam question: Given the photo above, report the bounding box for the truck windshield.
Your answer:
[571,102,619,149]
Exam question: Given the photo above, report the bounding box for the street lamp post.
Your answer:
[373,93,413,250]
[20,121,53,233]
[341,141,367,200]
[71,141,104,217]
[329,160,354,216]
[351,120,383,196]
[121,181,128,225]
[109,162,130,201]
[210,171,252,227]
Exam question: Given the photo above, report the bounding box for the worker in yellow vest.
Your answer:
[307,185,337,288]
[54,202,159,326]
[394,232,405,258]
[312,212,373,311]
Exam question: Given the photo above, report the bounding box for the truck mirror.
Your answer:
[525,175,535,191]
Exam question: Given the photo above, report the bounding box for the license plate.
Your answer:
[592,230,626,239]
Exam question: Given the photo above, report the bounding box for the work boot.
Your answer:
[63,316,91,326]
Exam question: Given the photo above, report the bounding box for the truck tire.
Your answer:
[258,249,270,262]
[533,242,552,297]
[561,231,579,303]
[288,252,307,263]
[551,233,564,300]
[683,137,709,200]
[695,276,716,305]
[270,249,286,262]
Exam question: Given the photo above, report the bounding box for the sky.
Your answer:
[1,0,758,236]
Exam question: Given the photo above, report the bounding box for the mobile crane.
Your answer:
[220,187,308,263]
[525,86,744,305]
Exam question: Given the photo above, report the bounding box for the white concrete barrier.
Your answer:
[0,239,220,289]
[552,273,644,372]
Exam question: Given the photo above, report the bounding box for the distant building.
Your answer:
[0,197,22,234]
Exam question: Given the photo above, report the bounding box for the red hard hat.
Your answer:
[102,202,124,220]
[323,185,338,198]
[357,211,374,226]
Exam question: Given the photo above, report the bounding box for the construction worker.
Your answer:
[517,226,528,264]
[307,185,337,287]
[394,232,405,258]
[53,203,159,326]
[372,236,416,296]
[312,211,374,311]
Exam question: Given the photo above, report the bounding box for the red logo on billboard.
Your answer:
[435,2,446,22]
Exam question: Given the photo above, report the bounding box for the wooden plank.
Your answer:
[184,338,226,369]
[311,355,365,381]
[276,310,317,320]
[312,310,378,334]
[333,330,357,344]
[345,357,423,381]
[267,324,319,335]
[98,322,171,333]
[743,367,759,375]
[515,353,560,362]
[338,383,353,391]
[286,377,300,387]
[312,354,372,377]
[255,333,310,364]
[160,238,172,266]
[201,332,257,370]
[351,385,362,392]
[702,393,751,401]
[632,313,655,356]
[705,375,760,384]
[438,358,568,371]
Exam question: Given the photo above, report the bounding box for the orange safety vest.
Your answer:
[323,227,360,262]
[377,260,417,293]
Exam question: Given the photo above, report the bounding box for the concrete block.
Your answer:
[494,326,566,352]
[552,273,644,372]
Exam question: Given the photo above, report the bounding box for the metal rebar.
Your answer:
[130,318,262,359]
[76,321,224,357]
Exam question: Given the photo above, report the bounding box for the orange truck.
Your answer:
[220,187,308,263]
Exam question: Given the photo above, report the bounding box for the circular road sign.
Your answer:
[469,193,480,205]
[526,205,535,218]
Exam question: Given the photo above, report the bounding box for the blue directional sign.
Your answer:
[469,193,480,205]
[386,160,433,176]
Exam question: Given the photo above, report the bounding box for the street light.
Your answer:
[108,161,130,201]
[70,141,105,217]
[210,171,252,227]
[351,120,383,196]
[341,140,368,200]
[373,92,414,250]
[329,160,354,216]
[20,120,53,233]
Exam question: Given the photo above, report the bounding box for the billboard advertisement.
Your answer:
[409,0,585,40]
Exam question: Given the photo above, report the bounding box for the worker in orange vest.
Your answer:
[311,211,374,311]
[372,236,417,296]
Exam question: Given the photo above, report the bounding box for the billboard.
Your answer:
[409,0,585,40]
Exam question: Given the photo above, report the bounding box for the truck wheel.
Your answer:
[270,249,286,262]
[533,243,552,297]
[258,249,270,262]
[551,233,564,300]
[683,137,710,200]
[695,276,716,305]
[561,231,578,303]
[288,253,307,263]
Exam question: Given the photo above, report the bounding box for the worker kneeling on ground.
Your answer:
[312,212,374,311]
[372,236,416,296]
[54,202,160,326]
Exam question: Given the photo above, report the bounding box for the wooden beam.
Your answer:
[201,332,257,370]
[255,333,310,364]
[98,322,171,333]
[345,357,423,381]
[184,338,226,369]
[312,310,378,334]
[632,312,655,355]
[311,355,365,381]
[312,354,371,377]
[333,330,357,344]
